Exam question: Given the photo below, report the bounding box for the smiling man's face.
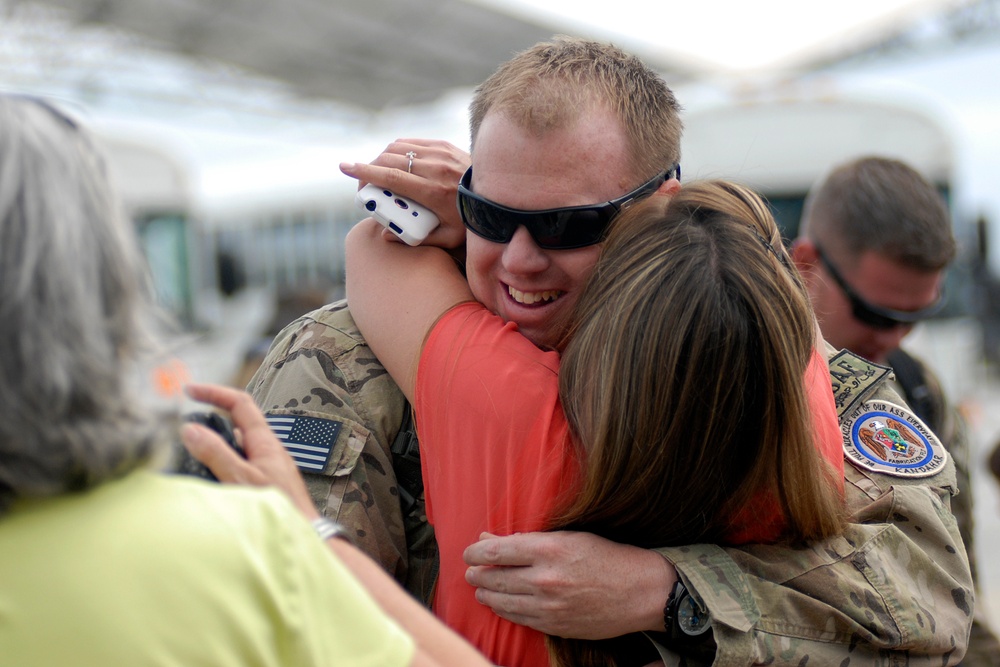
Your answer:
[463,107,637,350]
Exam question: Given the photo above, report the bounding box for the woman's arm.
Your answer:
[344,218,472,402]
[328,538,493,667]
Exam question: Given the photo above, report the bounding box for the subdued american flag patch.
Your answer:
[265,414,341,472]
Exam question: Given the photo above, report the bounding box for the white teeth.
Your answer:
[508,286,562,305]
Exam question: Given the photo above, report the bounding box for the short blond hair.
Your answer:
[470,36,682,182]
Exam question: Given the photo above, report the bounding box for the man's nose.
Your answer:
[501,226,550,275]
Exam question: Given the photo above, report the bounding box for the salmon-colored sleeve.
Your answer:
[806,347,845,490]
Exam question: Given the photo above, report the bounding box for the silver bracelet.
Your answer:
[311,517,352,544]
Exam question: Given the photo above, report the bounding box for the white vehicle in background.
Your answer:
[91,127,355,331]
[679,85,974,322]
[680,86,955,242]
[93,131,200,327]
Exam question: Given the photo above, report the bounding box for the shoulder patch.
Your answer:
[842,400,948,477]
[828,349,893,420]
[265,414,341,472]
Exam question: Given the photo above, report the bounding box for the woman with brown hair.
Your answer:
[555,181,845,549]
[335,179,845,667]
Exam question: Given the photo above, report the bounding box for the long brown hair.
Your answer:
[549,181,845,666]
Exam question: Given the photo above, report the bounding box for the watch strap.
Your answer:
[663,579,685,633]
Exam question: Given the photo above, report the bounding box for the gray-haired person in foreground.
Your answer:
[0,93,491,667]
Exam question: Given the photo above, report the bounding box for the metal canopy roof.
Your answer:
[22,0,619,110]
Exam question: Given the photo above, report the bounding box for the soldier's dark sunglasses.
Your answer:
[815,243,945,330]
[457,164,680,250]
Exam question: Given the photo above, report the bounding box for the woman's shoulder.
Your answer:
[427,301,559,369]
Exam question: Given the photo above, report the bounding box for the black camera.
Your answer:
[172,411,245,481]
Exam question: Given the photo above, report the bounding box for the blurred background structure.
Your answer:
[4,0,1000,629]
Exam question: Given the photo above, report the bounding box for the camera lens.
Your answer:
[365,200,377,212]
[394,198,409,210]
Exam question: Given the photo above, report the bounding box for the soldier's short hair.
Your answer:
[469,35,683,183]
[800,156,955,271]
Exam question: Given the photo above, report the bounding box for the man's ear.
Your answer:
[790,237,820,274]
[653,177,682,198]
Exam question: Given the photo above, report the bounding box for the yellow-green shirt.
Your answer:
[0,469,414,667]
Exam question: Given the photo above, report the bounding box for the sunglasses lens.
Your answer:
[458,165,672,250]
[460,194,515,243]
[460,195,612,249]
[818,243,935,331]
[529,209,608,249]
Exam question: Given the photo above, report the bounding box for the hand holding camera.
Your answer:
[173,411,244,481]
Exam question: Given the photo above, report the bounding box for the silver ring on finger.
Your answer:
[406,151,417,174]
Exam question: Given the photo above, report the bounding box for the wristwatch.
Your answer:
[664,580,711,638]
[311,517,353,544]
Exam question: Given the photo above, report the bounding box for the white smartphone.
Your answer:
[355,184,439,246]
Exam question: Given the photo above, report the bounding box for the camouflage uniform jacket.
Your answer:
[247,299,438,604]
[885,349,1000,666]
[648,348,975,666]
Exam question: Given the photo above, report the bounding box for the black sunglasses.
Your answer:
[815,243,945,330]
[457,164,680,250]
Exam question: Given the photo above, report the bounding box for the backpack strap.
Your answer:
[390,402,423,517]
[885,348,942,435]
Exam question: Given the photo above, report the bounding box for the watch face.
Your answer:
[677,593,711,636]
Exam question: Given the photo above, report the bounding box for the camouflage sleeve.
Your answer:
[912,363,1000,664]
[247,300,410,585]
[645,351,974,666]
[909,362,976,578]
[650,459,971,665]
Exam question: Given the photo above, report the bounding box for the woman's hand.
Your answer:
[180,383,319,520]
[341,138,470,249]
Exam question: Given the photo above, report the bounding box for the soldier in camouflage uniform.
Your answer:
[251,39,974,663]
[790,156,1000,665]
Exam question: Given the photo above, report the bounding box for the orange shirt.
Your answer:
[415,302,843,666]
[416,303,578,667]
[807,346,846,486]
